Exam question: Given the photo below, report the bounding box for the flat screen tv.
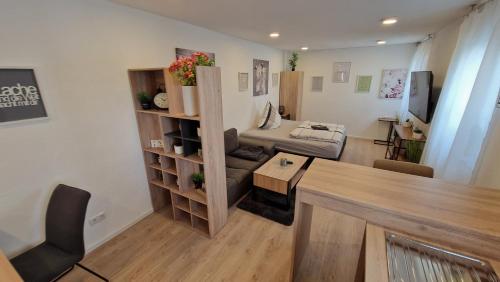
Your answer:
[409,71,439,124]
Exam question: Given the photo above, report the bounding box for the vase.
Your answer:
[181,86,199,116]
[174,145,184,155]
[141,102,151,110]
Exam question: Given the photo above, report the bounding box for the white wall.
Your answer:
[410,19,461,133]
[297,44,415,139]
[0,0,282,257]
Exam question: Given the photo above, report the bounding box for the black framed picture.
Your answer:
[253,59,269,96]
[0,68,47,123]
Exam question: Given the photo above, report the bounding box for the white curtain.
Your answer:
[421,0,500,184]
[399,39,433,120]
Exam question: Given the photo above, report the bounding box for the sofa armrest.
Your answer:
[238,136,276,156]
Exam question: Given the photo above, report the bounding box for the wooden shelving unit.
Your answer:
[128,66,227,237]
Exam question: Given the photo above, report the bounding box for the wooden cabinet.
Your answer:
[279,71,304,120]
[128,67,227,237]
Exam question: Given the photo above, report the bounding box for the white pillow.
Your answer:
[258,102,281,129]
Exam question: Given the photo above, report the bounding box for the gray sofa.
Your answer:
[224,128,275,207]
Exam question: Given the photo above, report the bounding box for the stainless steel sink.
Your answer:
[386,233,499,282]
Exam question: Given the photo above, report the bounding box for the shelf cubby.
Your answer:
[173,208,192,227]
[172,194,190,213]
[190,200,208,220]
[192,216,209,234]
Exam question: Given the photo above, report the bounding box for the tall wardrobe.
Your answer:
[279,71,304,121]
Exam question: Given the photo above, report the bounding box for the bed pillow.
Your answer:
[257,102,282,129]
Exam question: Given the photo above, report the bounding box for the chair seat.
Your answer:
[11,242,81,282]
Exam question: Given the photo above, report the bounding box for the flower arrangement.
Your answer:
[168,52,215,86]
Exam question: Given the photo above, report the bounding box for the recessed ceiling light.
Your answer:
[382,17,398,25]
[377,40,387,45]
[269,32,280,38]
[301,46,309,51]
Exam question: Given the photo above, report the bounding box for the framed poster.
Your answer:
[272,73,279,88]
[253,59,269,96]
[333,62,351,83]
[238,72,248,92]
[379,69,408,99]
[175,48,215,62]
[0,68,47,123]
[311,76,323,92]
[356,75,372,93]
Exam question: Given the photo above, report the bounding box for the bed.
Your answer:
[240,120,347,160]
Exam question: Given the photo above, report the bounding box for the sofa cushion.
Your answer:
[224,128,239,154]
[226,154,270,171]
[226,167,251,184]
[229,145,265,161]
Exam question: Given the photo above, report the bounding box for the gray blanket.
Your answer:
[240,120,346,159]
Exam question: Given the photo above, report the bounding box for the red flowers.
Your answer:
[168,52,214,86]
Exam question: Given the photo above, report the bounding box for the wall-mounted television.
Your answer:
[409,71,440,124]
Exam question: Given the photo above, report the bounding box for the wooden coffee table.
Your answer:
[253,152,309,209]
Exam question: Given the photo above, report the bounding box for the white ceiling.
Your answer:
[110,0,475,50]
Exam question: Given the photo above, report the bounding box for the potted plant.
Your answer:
[402,118,412,128]
[412,128,424,140]
[137,91,151,110]
[406,140,424,163]
[168,52,214,116]
[289,52,298,71]
[192,172,205,190]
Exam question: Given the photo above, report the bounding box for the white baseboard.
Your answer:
[85,208,154,254]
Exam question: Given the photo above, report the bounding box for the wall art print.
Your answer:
[379,69,407,99]
[0,68,47,123]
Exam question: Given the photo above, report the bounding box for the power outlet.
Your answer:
[89,211,106,226]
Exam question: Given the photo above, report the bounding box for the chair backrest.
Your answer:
[373,159,434,178]
[45,184,91,258]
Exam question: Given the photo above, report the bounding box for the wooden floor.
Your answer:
[62,138,385,282]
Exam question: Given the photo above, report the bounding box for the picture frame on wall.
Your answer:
[0,68,48,124]
[379,69,408,99]
[333,62,351,83]
[238,72,249,92]
[311,76,324,92]
[356,75,372,93]
[253,59,269,96]
[272,73,279,88]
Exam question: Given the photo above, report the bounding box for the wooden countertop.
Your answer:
[297,159,500,259]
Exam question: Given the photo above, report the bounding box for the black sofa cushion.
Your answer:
[229,145,264,161]
[224,128,239,154]
[226,154,270,171]
[11,242,80,282]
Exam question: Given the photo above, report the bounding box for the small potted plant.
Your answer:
[137,91,151,110]
[168,52,214,116]
[402,118,412,128]
[412,128,424,140]
[192,172,205,192]
[289,52,298,71]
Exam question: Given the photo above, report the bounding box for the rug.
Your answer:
[237,187,295,226]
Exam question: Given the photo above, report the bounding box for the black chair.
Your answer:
[11,184,108,282]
